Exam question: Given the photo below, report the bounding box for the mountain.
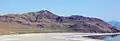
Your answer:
[108,21,120,28]
[0,10,119,34]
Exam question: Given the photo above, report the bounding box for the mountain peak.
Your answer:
[36,10,53,14]
[26,10,58,19]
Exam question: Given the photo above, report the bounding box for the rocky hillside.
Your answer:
[0,10,119,34]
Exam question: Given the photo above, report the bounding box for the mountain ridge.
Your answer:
[108,21,120,28]
[0,10,119,34]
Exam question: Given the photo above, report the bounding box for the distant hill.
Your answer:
[0,10,119,34]
[108,21,120,28]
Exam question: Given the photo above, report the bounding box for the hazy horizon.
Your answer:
[0,0,120,21]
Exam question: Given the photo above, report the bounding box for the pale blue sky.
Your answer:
[0,0,120,21]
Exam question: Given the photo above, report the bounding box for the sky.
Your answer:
[0,0,120,21]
